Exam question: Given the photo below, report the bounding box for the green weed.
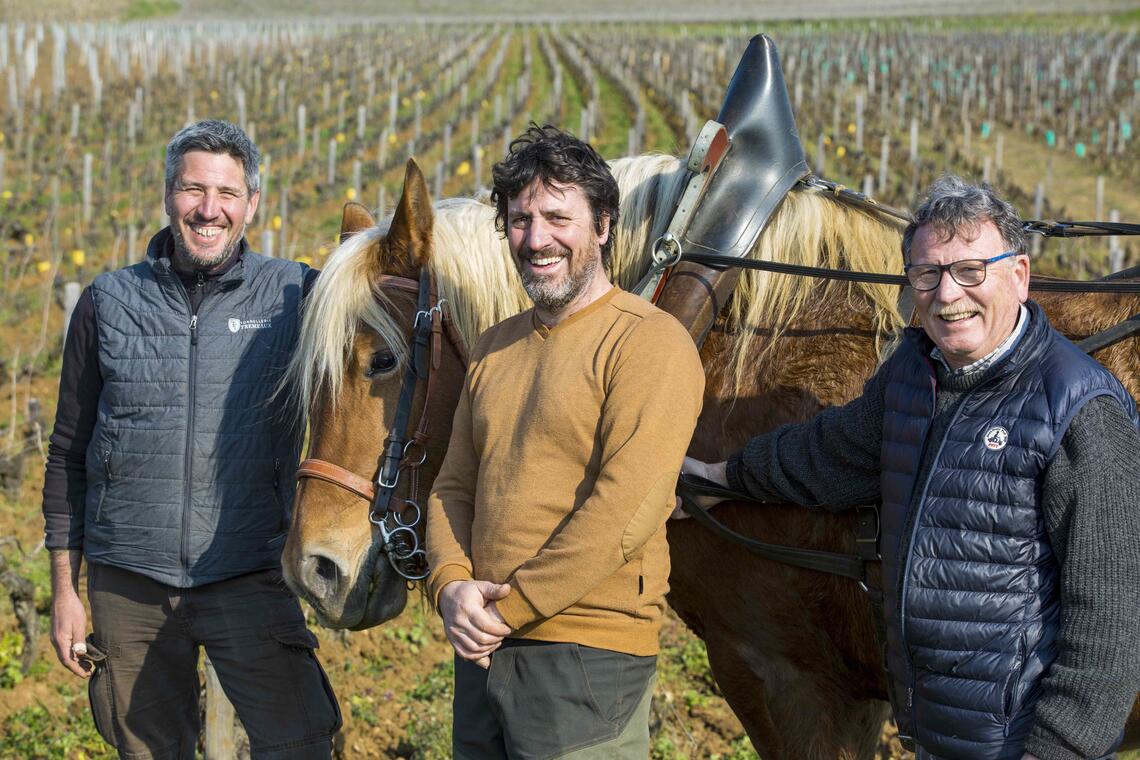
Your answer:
[398,659,454,759]
[122,0,179,20]
[0,703,112,759]
[0,631,25,688]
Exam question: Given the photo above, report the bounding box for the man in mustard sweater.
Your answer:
[425,124,705,759]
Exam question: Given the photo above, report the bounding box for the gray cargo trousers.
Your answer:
[84,562,341,760]
[453,639,657,760]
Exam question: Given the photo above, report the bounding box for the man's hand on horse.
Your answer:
[671,456,731,519]
[439,579,512,668]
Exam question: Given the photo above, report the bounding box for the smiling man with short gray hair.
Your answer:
[43,119,338,759]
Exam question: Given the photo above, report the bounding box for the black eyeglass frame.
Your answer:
[903,250,1024,291]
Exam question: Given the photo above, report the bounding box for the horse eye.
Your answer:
[365,350,398,378]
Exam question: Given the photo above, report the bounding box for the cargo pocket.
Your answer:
[84,636,116,748]
[268,624,342,737]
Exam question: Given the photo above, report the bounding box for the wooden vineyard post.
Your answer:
[326,138,336,186]
[879,135,889,196]
[1095,176,1105,220]
[203,655,239,759]
[1109,209,1123,273]
[63,282,81,346]
[1032,183,1045,258]
[297,104,306,160]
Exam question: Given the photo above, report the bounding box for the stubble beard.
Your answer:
[518,244,601,311]
[169,216,244,270]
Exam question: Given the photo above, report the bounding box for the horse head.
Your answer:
[281,159,469,629]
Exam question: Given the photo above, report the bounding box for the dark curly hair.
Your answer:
[490,123,620,265]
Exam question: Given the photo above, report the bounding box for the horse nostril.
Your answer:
[314,556,338,583]
[301,553,344,599]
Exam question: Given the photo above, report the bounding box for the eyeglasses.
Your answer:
[904,251,1023,291]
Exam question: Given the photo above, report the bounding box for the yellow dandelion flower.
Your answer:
[24,233,34,246]
[295,255,313,266]
[388,132,398,144]
[1,190,12,200]
[36,260,51,273]
[456,161,470,176]
[336,133,346,144]
[317,245,329,257]
[847,122,857,135]
[272,215,282,231]
[345,187,357,201]
[837,146,847,158]
[210,89,219,101]
[71,249,86,266]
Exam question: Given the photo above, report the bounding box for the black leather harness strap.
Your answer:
[677,474,866,581]
[371,268,433,522]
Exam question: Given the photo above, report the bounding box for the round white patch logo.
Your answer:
[983,426,1009,451]
[228,318,241,334]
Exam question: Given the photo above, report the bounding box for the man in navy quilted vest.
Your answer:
[42,120,341,758]
[681,175,1140,760]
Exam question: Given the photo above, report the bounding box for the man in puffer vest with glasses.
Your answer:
[681,175,1140,760]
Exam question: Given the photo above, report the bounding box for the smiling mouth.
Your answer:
[938,311,979,323]
[189,224,224,238]
[527,255,565,268]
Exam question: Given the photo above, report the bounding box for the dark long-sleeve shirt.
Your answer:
[42,237,318,551]
[726,349,1140,760]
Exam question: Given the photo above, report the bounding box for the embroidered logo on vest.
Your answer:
[983,425,1009,450]
[228,318,272,333]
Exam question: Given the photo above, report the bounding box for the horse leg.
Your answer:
[702,632,886,760]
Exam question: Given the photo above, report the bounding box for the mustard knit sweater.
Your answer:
[426,287,704,656]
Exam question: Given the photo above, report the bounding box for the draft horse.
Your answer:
[281,158,1140,759]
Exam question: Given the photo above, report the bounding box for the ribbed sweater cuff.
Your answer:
[1024,724,1086,760]
[430,564,474,612]
[725,452,747,494]
[494,583,543,631]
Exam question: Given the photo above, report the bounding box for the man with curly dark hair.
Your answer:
[426,124,704,759]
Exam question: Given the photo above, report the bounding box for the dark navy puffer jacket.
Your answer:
[878,302,1138,759]
[83,233,307,587]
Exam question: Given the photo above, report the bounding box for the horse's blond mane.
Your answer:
[288,154,906,413]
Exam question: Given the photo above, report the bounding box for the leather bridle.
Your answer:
[295,269,467,581]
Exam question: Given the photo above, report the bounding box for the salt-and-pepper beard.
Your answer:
[517,243,602,311]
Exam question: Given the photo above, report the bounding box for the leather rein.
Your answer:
[295,270,467,582]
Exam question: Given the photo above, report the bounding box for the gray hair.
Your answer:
[902,174,1026,262]
[165,119,260,195]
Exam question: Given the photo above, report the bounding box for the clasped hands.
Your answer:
[439,579,512,669]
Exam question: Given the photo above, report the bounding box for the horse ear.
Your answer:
[340,202,376,243]
[382,159,434,275]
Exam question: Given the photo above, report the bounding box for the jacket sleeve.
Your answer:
[425,373,479,609]
[1024,396,1140,760]
[42,287,102,551]
[494,314,705,629]
[724,362,887,510]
